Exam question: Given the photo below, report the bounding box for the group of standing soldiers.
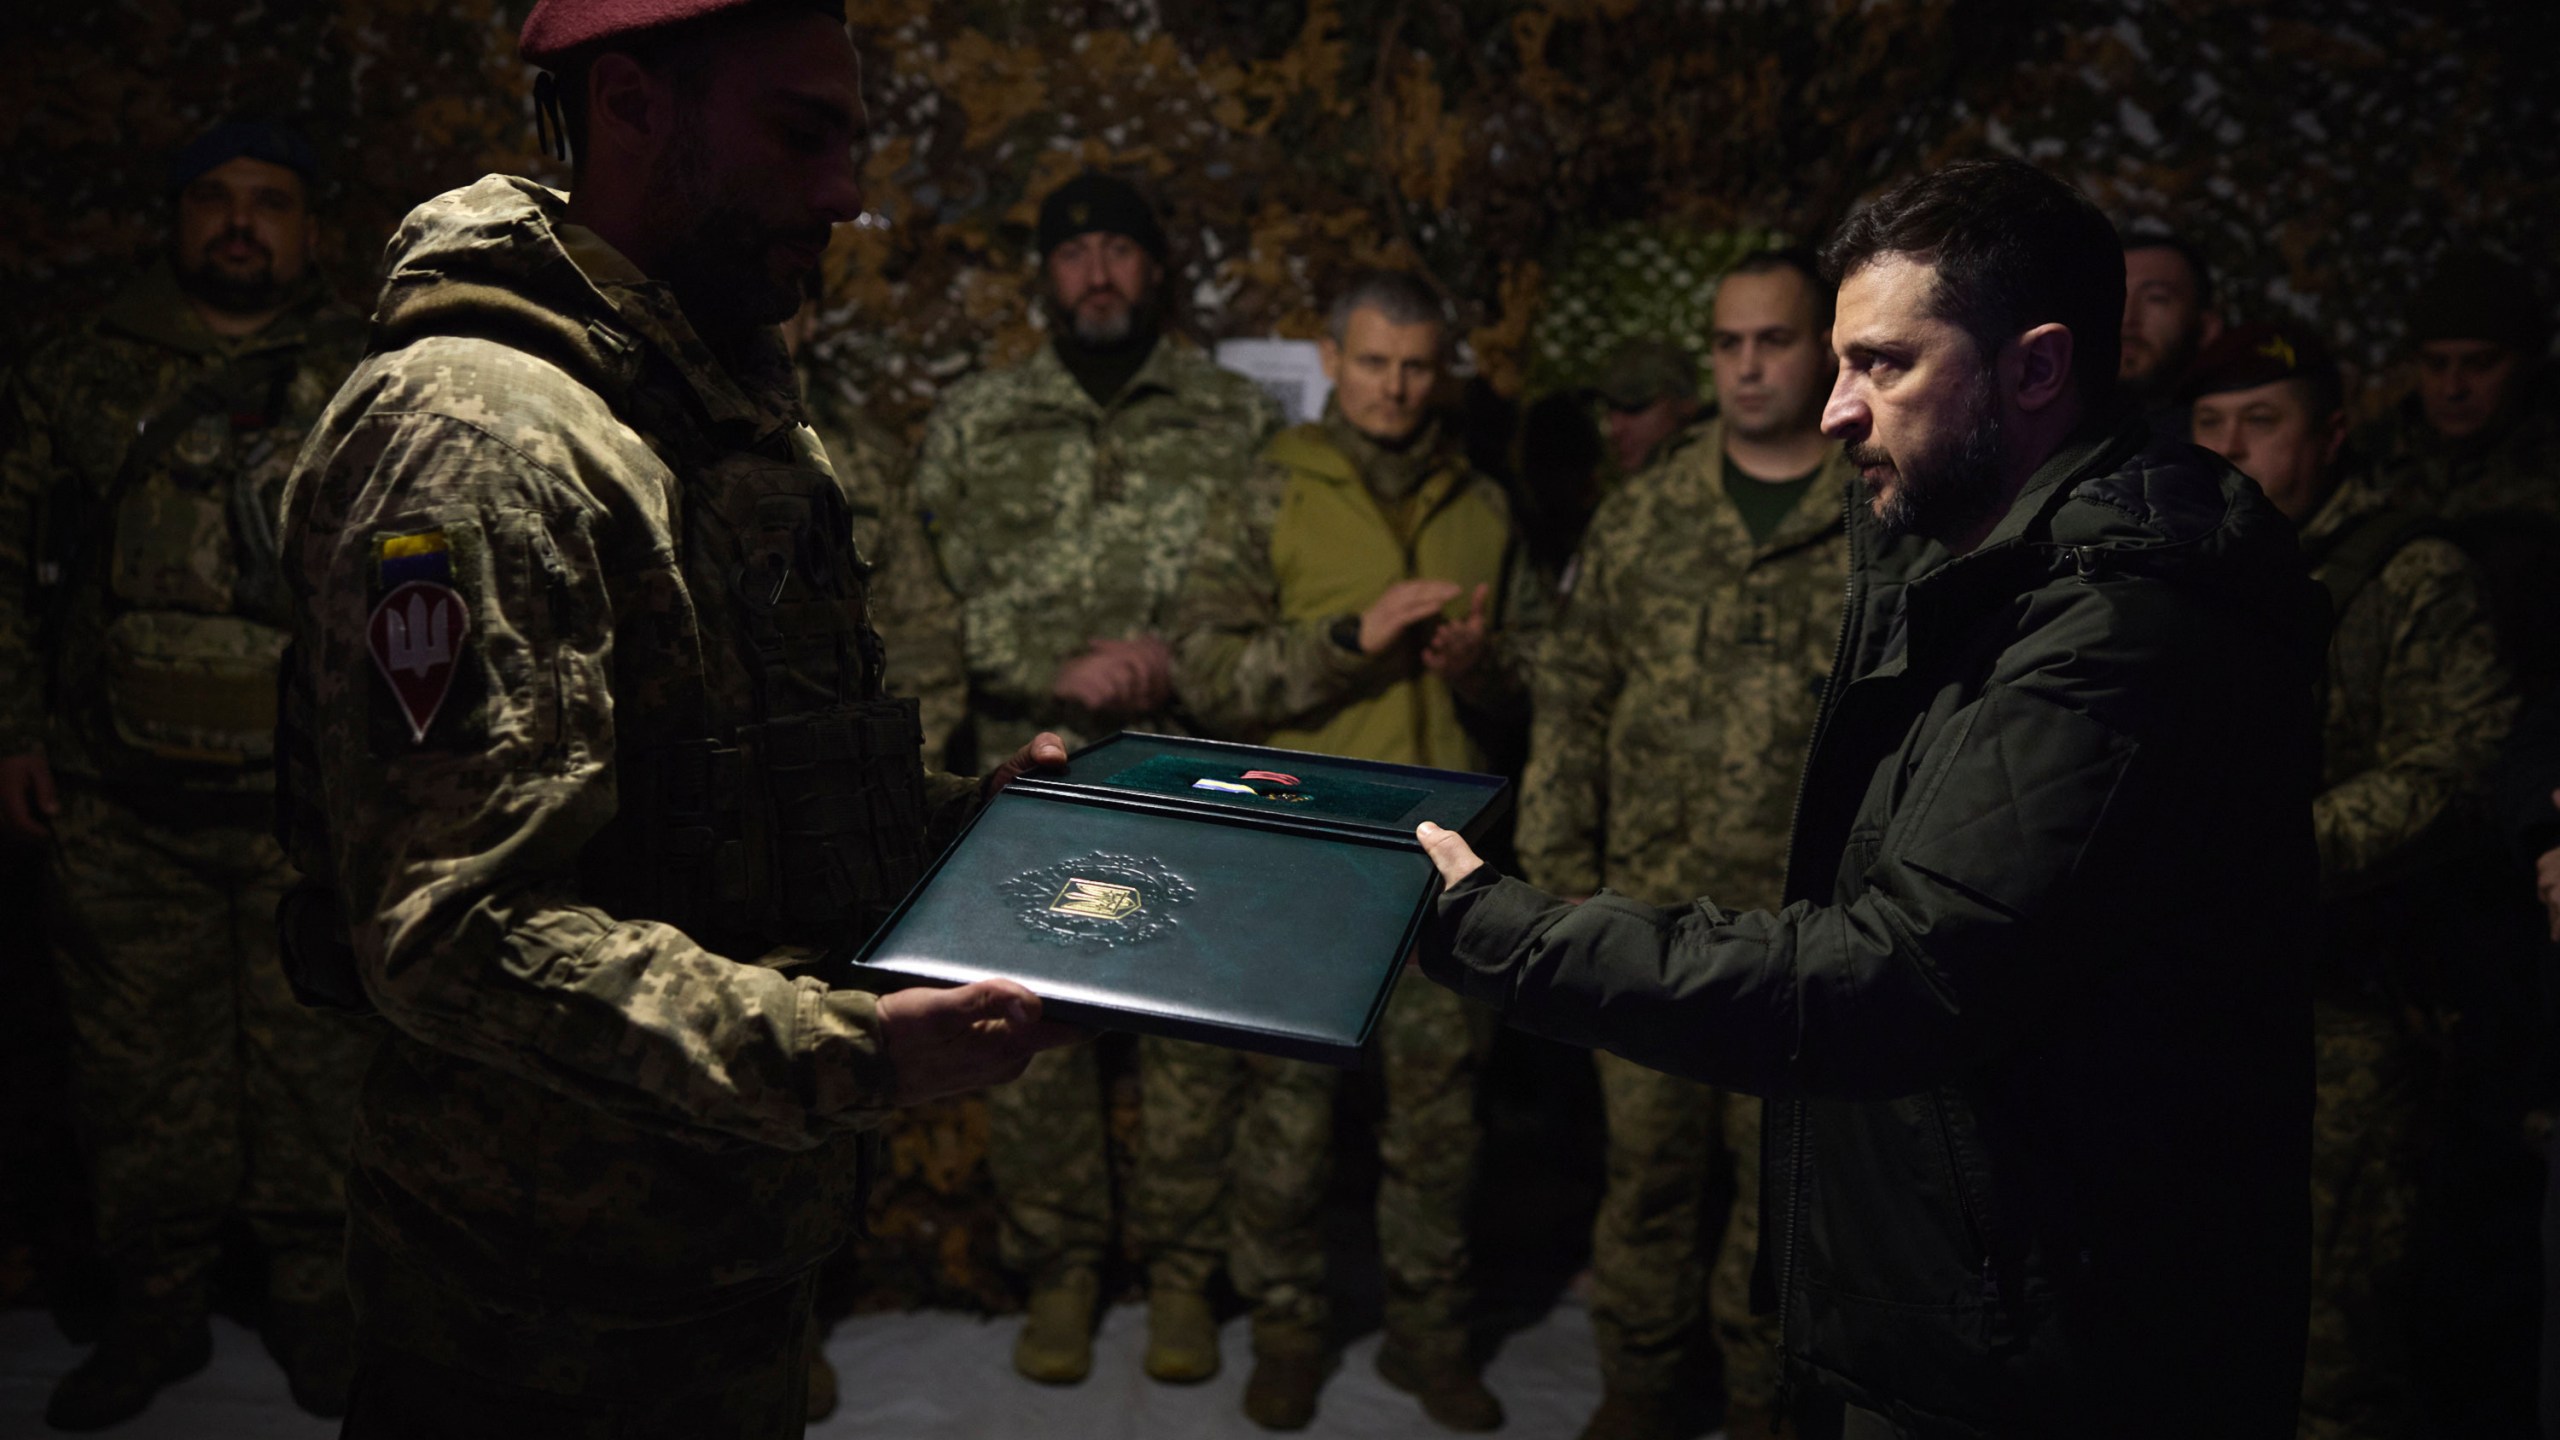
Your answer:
[2,20,2554,1440]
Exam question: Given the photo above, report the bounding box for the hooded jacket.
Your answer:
[1428,419,2324,1436]
[278,175,972,1394]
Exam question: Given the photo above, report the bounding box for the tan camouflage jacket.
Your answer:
[1171,410,1541,770]
[278,175,974,1390]
[801,367,968,770]
[1516,420,1853,909]
[2299,479,2518,889]
[914,336,1279,758]
[0,262,362,791]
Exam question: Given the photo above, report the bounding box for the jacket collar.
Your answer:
[1015,333,1189,416]
[98,259,332,360]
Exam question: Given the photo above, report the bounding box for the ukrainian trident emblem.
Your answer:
[367,580,470,743]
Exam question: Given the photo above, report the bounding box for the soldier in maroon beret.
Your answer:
[275,3,1082,1436]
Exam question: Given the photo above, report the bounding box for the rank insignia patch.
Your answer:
[368,530,469,743]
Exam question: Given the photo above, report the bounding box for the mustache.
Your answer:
[1844,442,1893,471]
[203,227,271,261]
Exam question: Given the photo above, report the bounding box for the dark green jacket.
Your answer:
[1429,420,2323,1437]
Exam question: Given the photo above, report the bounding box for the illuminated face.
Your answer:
[1320,306,1444,446]
[651,12,868,330]
[2190,377,2342,523]
[2415,339,2522,441]
[1045,232,1160,345]
[1712,266,1835,444]
[172,156,315,315]
[2119,244,2213,395]
[1823,254,2008,541]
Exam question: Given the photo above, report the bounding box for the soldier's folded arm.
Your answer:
[1428,644,2162,1103]
[1169,471,1381,738]
[2311,539,2518,888]
[310,425,1026,1152]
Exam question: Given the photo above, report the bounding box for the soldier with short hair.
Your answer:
[1175,267,1542,1433]
[1525,247,1844,1440]
[915,171,1280,1388]
[273,3,1075,1432]
[2189,321,2520,1440]
[2118,227,2222,422]
[0,117,375,1430]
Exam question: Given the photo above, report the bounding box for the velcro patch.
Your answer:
[367,529,468,743]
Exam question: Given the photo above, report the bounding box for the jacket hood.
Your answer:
[367,174,800,440]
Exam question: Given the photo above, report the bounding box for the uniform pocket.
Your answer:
[101,610,288,765]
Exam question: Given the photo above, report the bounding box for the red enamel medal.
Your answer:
[368,580,470,742]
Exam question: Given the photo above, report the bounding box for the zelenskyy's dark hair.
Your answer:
[1822,158,2126,408]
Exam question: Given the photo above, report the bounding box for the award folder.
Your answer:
[838,734,1512,1066]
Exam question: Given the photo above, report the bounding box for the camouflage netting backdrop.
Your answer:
[5,0,2552,1308]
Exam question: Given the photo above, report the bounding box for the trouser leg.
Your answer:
[1710,1090,1782,1410]
[2299,1004,2421,1440]
[49,785,241,1317]
[230,829,373,1305]
[985,1041,1113,1286]
[1588,1049,1714,1395]
[1229,1051,1339,1348]
[1375,978,1490,1360]
[1130,1034,1246,1293]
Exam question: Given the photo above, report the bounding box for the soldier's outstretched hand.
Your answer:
[877,979,1084,1105]
[0,753,59,841]
[983,731,1071,799]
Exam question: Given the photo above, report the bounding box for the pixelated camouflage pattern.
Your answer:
[48,783,376,1310]
[0,263,363,787]
[801,368,969,771]
[1170,411,1544,769]
[914,337,1280,761]
[1229,976,1495,1358]
[2300,1003,2423,1440]
[1517,419,1842,1404]
[278,175,973,1396]
[984,1034,1245,1292]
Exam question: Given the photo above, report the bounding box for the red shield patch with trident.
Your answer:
[368,581,470,743]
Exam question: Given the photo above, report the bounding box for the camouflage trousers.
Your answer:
[1592,1051,1777,1404]
[2300,1001,2424,1440]
[985,1033,1245,1292]
[47,781,373,1314]
[1230,975,1496,1360]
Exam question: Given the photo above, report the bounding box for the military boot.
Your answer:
[1241,1330,1330,1431]
[1377,1334,1505,1432]
[43,1311,212,1432]
[1011,1269,1098,1385]
[262,1295,357,1418]
[1578,1388,1686,1440]
[1143,1286,1220,1383]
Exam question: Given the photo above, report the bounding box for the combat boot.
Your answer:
[1241,1330,1330,1431]
[1377,1333,1505,1432]
[1577,1388,1685,1440]
[262,1295,357,1418]
[1011,1269,1098,1384]
[1143,1286,1220,1383]
[43,1311,212,1432]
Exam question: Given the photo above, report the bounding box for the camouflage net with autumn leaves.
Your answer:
[4,0,2551,1309]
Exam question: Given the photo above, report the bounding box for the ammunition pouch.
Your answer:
[611,695,930,952]
[100,611,288,767]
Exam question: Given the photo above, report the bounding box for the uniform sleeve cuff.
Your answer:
[1424,868,1560,1007]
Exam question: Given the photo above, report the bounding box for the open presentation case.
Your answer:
[836,734,1512,1066]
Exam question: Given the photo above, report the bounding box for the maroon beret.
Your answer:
[2182,322,2340,405]
[520,0,841,67]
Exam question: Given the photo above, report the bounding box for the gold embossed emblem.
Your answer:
[1048,877,1143,921]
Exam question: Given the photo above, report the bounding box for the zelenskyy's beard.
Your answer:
[1854,370,2008,541]
[175,237,292,316]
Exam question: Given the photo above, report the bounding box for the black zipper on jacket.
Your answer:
[1772,486,1859,1416]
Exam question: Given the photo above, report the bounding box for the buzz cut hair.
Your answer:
[1724,246,1835,329]
[1327,268,1454,348]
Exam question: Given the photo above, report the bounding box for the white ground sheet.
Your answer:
[0,1295,1728,1439]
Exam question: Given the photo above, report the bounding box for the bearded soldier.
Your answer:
[0,119,373,1430]
[273,3,1073,1432]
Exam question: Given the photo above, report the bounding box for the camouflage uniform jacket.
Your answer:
[914,336,1280,757]
[0,262,362,791]
[1171,411,1543,770]
[1518,420,1852,909]
[2349,370,2560,522]
[278,175,974,1392]
[801,367,968,771]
